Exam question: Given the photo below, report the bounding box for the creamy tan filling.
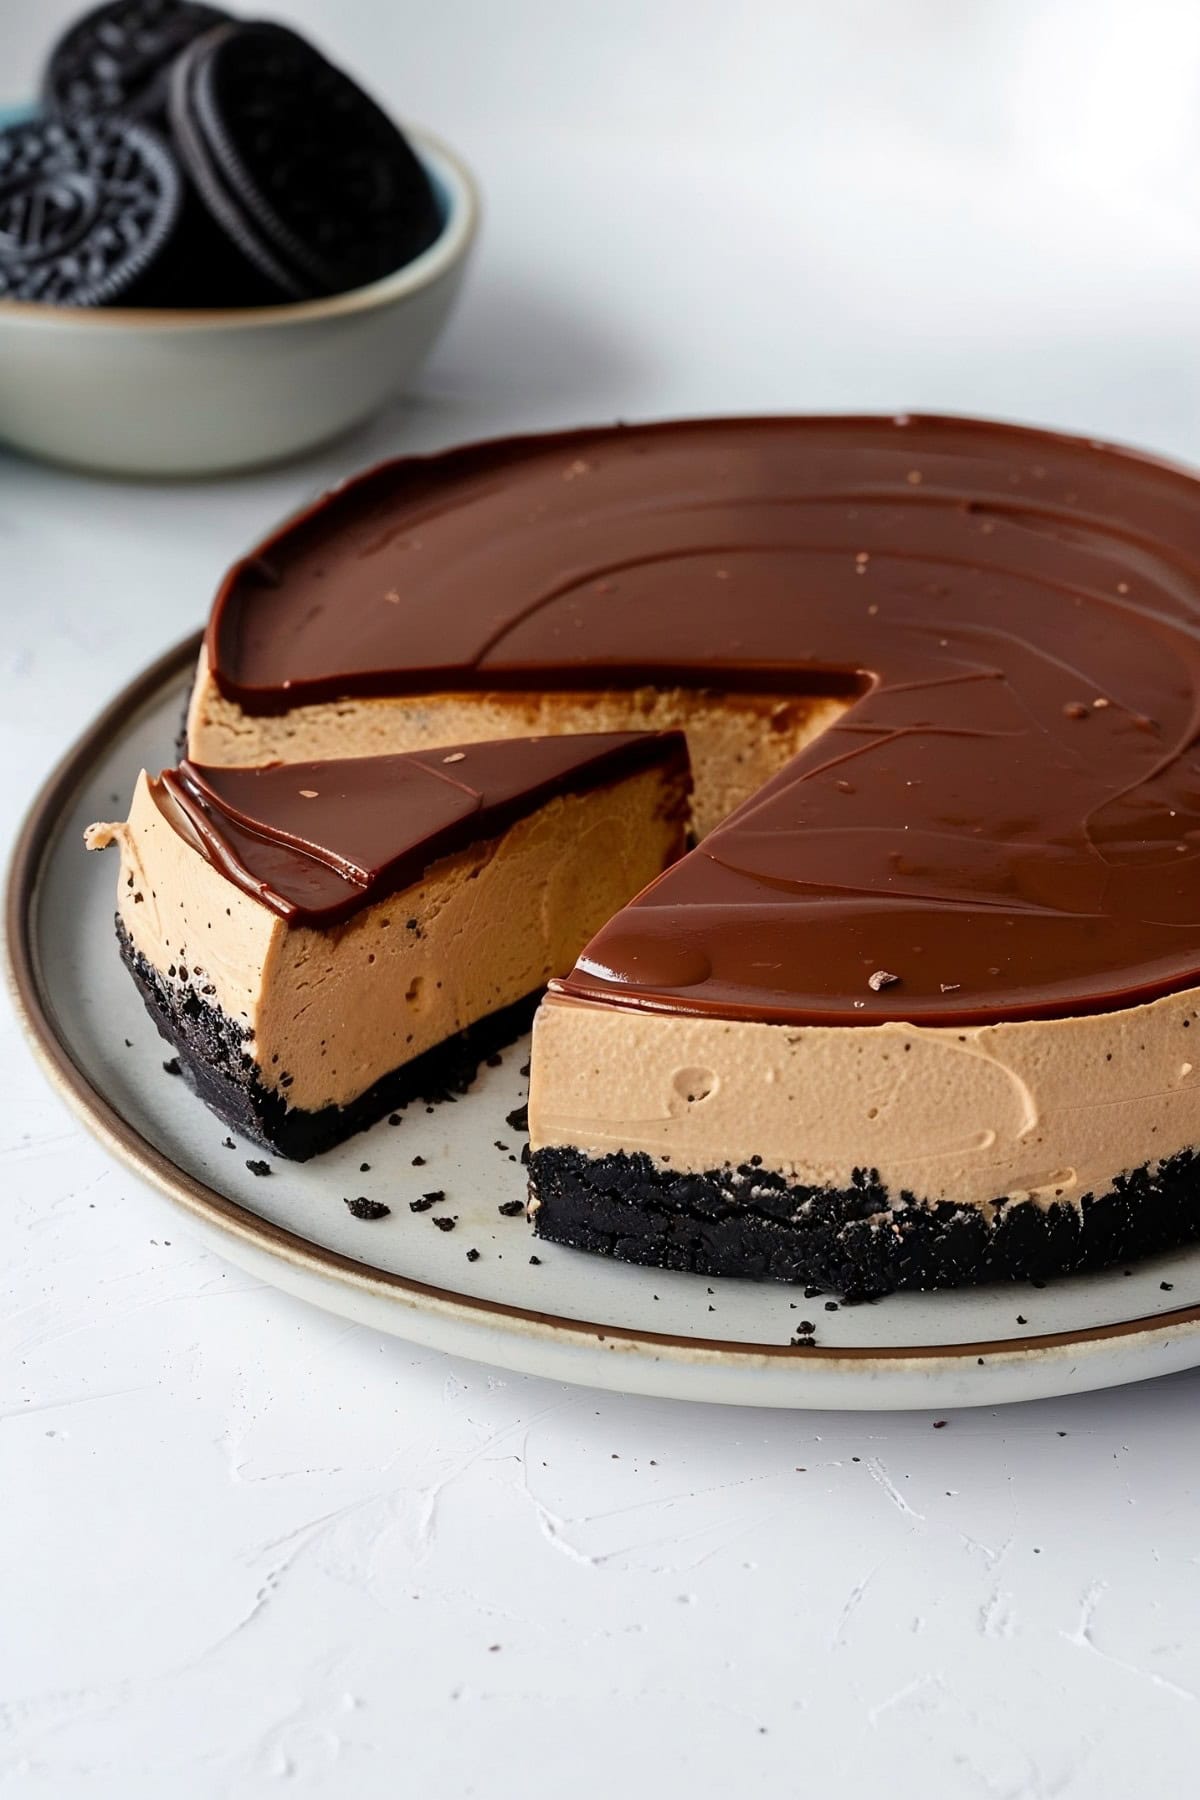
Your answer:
[87,776,278,1036]
[529,990,1200,1214]
[90,765,685,1115]
[186,648,844,839]
[180,652,1200,1210]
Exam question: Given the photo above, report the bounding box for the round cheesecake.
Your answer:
[163,414,1200,1290]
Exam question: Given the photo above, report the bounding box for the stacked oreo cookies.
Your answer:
[1,1,443,308]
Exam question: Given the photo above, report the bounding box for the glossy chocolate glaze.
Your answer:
[207,415,1200,1024]
[156,733,688,927]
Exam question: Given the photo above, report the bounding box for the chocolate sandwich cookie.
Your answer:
[168,20,443,301]
[42,0,232,124]
[0,113,181,306]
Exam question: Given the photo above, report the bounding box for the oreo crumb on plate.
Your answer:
[344,1196,390,1221]
[433,1216,456,1233]
[498,1200,525,1217]
[162,1056,181,1075]
[466,1247,480,1262]
[529,1255,541,1266]
[505,1103,529,1134]
[245,1158,271,1177]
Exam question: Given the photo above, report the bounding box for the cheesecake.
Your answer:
[184,432,845,839]
[123,413,1200,1291]
[87,734,690,1157]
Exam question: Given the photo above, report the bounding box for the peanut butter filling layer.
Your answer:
[530,989,1200,1215]
[90,760,686,1114]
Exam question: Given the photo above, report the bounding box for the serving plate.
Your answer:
[8,634,1200,1408]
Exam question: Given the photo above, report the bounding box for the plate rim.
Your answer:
[8,629,1200,1375]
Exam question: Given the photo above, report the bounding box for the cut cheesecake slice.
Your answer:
[187,643,841,842]
[86,733,690,1158]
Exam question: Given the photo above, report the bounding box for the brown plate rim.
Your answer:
[7,628,1200,1370]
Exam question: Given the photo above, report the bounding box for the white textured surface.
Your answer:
[5,1,1200,1793]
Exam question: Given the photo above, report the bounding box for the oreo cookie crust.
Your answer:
[168,20,443,301]
[0,113,181,305]
[116,920,537,1160]
[528,1147,1200,1299]
[42,0,232,124]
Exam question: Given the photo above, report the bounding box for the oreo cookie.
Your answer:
[41,2,291,307]
[169,21,443,301]
[42,0,233,124]
[0,113,182,306]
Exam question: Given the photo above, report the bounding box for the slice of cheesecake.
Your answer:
[86,733,690,1158]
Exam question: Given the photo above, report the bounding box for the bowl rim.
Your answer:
[0,123,480,331]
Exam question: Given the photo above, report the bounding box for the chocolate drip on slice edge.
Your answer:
[153,732,690,927]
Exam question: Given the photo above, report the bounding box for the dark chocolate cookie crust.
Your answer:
[528,1145,1200,1298]
[116,919,535,1160]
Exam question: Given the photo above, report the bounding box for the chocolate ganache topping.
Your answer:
[157,733,688,927]
[206,414,1200,1025]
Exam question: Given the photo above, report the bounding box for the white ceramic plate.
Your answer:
[9,635,1200,1409]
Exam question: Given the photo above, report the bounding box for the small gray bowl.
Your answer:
[0,111,479,477]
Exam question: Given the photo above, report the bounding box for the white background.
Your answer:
[5,2,1200,1794]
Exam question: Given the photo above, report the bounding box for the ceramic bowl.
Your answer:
[0,119,479,478]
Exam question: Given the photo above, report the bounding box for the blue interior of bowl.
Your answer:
[425,162,452,233]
